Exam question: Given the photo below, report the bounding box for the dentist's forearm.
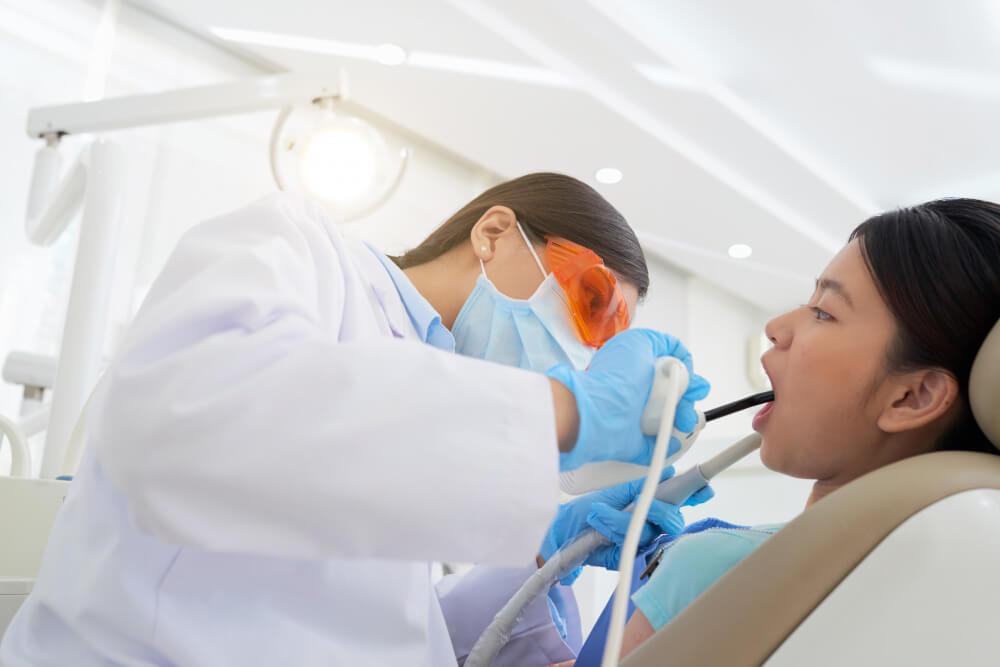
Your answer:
[549,378,580,453]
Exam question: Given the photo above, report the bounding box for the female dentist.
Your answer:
[1,173,709,666]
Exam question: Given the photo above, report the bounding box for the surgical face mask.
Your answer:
[451,222,596,372]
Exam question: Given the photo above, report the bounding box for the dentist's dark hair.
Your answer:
[391,172,649,297]
[850,198,1000,454]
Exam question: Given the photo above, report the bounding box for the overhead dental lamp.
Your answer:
[270,97,408,222]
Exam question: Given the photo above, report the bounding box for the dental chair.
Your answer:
[0,401,85,638]
[623,318,1000,667]
[0,478,69,636]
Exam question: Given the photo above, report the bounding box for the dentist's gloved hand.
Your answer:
[547,329,710,472]
[540,471,715,585]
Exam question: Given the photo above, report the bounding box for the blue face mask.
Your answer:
[451,223,596,372]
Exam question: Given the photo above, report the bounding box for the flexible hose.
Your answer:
[599,360,686,666]
[464,530,607,666]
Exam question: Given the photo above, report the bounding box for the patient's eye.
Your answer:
[810,306,833,322]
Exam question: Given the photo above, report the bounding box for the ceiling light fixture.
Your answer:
[595,167,623,184]
[728,243,753,259]
[375,43,407,66]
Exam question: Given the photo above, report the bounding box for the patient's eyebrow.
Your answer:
[816,278,854,309]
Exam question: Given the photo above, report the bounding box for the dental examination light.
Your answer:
[270,96,407,222]
[466,360,774,667]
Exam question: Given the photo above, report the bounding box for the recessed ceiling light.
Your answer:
[595,167,623,184]
[375,43,407,66]
[728,243,753,259]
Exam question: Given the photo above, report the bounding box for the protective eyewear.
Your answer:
[544,237,630,348]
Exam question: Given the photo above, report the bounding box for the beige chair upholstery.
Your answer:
[971,318,1000,448]
[623,318,1000,667]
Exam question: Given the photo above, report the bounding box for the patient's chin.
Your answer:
[761,443,829,481]
[759,437,780,471]
[759,437,797,475]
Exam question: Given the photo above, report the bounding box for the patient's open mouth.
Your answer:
[753,400,774,431]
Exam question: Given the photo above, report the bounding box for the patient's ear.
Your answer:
[877,368,959,434]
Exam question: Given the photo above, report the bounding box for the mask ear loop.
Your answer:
[515,220,548,279]
[481,221,548,280]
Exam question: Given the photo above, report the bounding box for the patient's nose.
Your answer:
[764,309,796,350]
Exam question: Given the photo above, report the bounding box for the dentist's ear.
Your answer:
[470,206,518,263]
[876,368,960,434]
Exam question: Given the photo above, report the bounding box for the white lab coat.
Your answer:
[0,194,564,666]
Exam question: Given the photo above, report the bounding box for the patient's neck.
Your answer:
[803,428,945,509]
[805,481,841,508]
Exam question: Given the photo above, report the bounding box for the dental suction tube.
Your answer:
[704,391,774,422]
[648,397,772,507]
[652,432,762,506]
[650,393,771,506]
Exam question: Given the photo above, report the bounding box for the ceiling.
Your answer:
[133,0,1000,312]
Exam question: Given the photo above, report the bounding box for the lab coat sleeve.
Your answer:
[93,193,559,565]
[436,564,581,666]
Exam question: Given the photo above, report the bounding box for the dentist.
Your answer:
[2,173,708,666]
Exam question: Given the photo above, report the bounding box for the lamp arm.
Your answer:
[25,142,89,247]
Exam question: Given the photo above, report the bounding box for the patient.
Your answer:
[621,198,1000,656]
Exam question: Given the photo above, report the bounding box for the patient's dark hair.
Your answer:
[391,172,649,297]
[850,198,1000,454]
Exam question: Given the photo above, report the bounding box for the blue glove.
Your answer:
[547,329,710,472]
[540,471,715,585]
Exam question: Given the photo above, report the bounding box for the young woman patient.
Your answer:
[621,197,1000,656]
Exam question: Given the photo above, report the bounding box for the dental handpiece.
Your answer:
[650,390,773,505]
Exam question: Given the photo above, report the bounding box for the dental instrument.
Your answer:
[465,360,773,667]
[704,390,775,422]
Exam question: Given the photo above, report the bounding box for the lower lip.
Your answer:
[752,402,775,431]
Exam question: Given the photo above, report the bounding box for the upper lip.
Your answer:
[760,354,777,401]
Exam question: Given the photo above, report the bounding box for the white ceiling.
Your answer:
[134,0,1000,312]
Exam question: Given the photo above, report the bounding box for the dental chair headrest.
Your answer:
[970,317,1000,450]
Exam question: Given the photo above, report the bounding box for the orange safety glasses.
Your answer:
[544,237,630,348]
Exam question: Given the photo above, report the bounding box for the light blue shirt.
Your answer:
[632,523,785,631]
[367,244,456,352]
